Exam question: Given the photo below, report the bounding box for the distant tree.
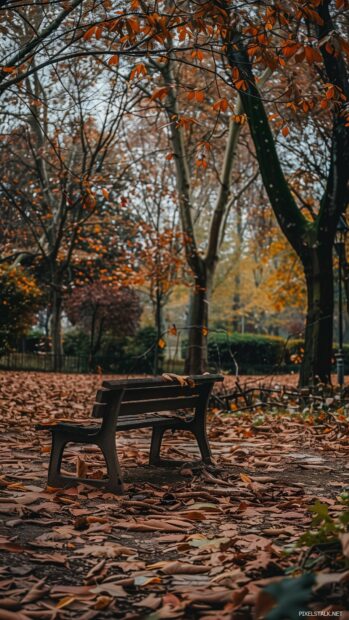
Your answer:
[0,60,135,369]
[66,283,141,361]
[0,266,41,351]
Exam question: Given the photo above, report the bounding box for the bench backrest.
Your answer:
[92,375,223,419]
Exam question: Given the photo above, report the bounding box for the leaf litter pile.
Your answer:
[1,372,349,619]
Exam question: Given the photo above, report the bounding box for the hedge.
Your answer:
[202,332,349,374]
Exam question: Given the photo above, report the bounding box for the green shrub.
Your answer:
[121,326,161,373]
[63,329,90,356]
[204,332,349,374]
[88,327,160,374]
[206,332,290,374]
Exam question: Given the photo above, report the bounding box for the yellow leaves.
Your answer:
[202,326,208,337]
[212,98,228,113]
[108,55,119,67]
[129,63,147,80]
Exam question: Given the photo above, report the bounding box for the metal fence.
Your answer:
[0,351,185,374]
[0,352,90,373]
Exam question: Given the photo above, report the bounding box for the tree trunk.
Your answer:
[232,202,242,331]
[299,245,334,387]
[49,288,63,371]
[153,291,164,374]
[185,268,213,375]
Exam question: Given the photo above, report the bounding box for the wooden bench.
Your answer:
[36,374,223,494]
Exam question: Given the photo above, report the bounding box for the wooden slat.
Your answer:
[119,395,199,416]
[117,414,194,430]
[122,385,200,402]
[102,374,224,390]
[92,402,108,418]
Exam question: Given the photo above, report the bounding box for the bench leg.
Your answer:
[149,426,166,466]
[99,438,124,494]
[47,432,67,487]
[192,424,213,464]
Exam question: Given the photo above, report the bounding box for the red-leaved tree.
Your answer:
[66,284,141,360]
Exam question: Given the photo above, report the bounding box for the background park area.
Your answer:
[1,0,349,618]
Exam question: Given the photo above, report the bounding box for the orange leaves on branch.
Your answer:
[130,63,147,80]
[178,26,191,41]
[247,45,260,58]
[281,40,300,58]
[196,158,207,169]
[126,17,140,35]
[304,46,322,64]
[299,6,324,26]
[0,66,15,73]
[197,141,211,153]
[158,338,166,349]
[191,49,204,62]
[102,188,110,200]
[212,98,228,113]
[235,79,248,91]
[323,83,346,104]
[150,87,168,101]
[233,114,246,125]
[83,25,103,41]
[176,116,199,129]
[232,67,248,91]
[281,126,289,138]
[108,55,119,67]
[187,90,205,103]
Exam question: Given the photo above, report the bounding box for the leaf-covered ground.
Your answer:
[1,371,349,619]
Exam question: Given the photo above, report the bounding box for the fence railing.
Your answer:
[0,351,185,374]
[0,352,91,373]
